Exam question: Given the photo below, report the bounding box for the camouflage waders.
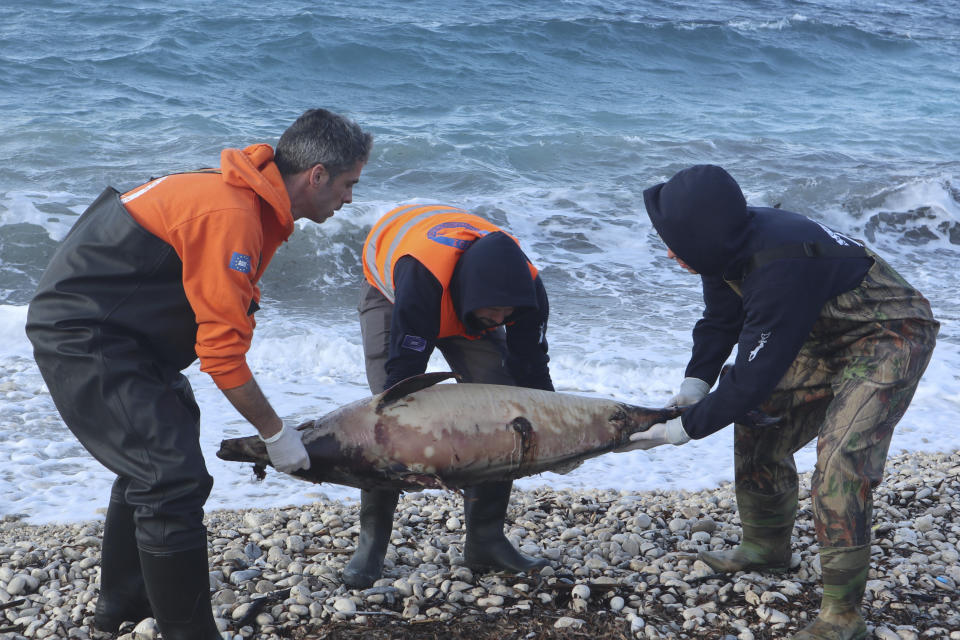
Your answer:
[701,253,938,640]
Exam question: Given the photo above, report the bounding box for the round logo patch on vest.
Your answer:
[426,221,488,249]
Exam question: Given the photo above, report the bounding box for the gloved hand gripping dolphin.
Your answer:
[217,372,683,490]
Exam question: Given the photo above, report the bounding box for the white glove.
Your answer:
[616,417,691,452]
[260,423,311,473]
[668,377,710,407]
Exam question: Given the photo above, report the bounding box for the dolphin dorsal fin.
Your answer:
[375,372,460,411]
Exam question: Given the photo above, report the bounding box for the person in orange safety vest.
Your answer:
[26,109,372,640]
[345,203,554,588]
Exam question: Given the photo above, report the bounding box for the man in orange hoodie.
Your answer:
[25,109,372,640]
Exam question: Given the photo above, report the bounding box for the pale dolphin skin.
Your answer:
[217,372,683,491]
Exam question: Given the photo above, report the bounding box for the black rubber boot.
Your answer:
[342,488,400,588]
[139,545,221,640]
[463,480,549,574]
[699,488,795,573]
[93,495,153,632]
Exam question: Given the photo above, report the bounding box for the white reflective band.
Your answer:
[363,203,423,300]
[364,205,466,301]
[120,176,169,204]
[382,206,465,294]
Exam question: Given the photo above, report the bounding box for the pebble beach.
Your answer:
[1,449,958,640]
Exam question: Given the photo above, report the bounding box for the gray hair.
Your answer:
[274,108,373,180]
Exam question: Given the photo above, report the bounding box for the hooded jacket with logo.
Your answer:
[644,165,874,439]
[28,144,293,390]
[384,231,553,392]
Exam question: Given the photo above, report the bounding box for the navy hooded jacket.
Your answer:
[384,231,553,392]
[644,165,873,439]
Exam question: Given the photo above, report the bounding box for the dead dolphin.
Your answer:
[216,372,683,491]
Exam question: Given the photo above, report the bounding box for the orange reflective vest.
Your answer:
[362,204,538,339]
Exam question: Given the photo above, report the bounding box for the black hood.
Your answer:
[451,231,537,334]
[643,164,752,276]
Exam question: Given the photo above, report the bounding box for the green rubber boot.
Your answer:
[789,544,869,640]
[699,488,795,573]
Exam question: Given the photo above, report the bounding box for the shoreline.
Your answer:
[1,449,958,639]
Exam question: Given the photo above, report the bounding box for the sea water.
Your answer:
[1,0,958,523]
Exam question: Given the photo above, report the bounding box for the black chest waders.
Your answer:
[26,188,222,638]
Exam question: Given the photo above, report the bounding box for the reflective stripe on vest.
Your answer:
[363,204,470,301]
[362,204,537,338]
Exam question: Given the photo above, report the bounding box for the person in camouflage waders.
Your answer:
[625,165,938,639]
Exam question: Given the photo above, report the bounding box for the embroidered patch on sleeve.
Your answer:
[401,334,427,352]
[229,252,252,274]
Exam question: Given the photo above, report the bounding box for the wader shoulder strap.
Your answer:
[742,241,867,279]
[147,169,221,181]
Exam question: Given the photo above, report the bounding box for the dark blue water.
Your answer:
[3,0,959,362]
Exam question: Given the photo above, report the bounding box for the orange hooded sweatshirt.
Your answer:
[121,144,294,389]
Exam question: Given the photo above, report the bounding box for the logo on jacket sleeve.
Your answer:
[229,252,252,274]
[748,331,771,362]
[401,334,428,352]
[814,221,861,247]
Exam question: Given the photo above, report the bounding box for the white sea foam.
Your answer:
[4,174,958,525]
[0,191,82,242]
[819,174,960,250]
[2,301,958,525]
[727,16,796,32]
